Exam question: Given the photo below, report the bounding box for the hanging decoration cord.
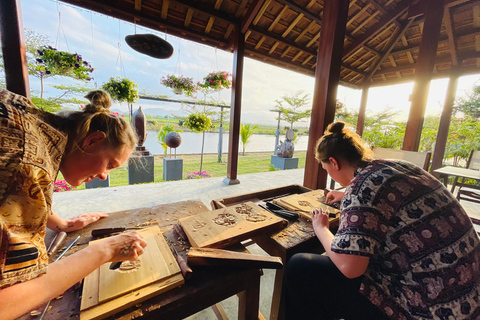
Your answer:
[55,5,70,51]
[90,12,98,88]
[114,21,127,78]
[174,48,181,75]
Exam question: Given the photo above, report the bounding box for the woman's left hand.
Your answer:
[311,208,330,237]
[63,212,108,232]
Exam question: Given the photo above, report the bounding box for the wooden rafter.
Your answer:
[174,0,239,25]
[249,24,317,56]
[253,0,272,25]
[161,0,169,20]
[241,0,265,33]
[268,5,289,31]
[443,6,458,66]
[282,12,304,37]
[366,19,415,81]
[235,0,249,18]
[135,0,141,12]
[275,0,322,24]
[343,0,410,58]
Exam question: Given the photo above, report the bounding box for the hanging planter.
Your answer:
[200,71,232,90]
[161,74,196,97]
[101,77,139,103]
[34,46,93,80]
[173,87,184,95]
[182,113,212,133]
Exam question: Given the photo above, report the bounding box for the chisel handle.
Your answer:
[91,227,127,237]
[47,232,67,256]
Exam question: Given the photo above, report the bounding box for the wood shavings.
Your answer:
[213,211,239,227]
[30,310,41,316]
[298,200,313,208]
[117,260,141,273]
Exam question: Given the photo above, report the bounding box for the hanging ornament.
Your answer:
[125,34,174,59]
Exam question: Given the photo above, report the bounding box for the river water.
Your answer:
[143,130,310,155]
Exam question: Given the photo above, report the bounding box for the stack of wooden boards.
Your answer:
[178,201,286,248]
[80,226,184,320]
[272,192,341,221]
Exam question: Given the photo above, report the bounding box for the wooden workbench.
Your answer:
[19,200,262,320]
[211,186,340,320]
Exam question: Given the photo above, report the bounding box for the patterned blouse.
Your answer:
[332,160,480,320]
[0,89,67,288]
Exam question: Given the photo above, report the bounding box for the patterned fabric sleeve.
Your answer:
[331,166,390,257]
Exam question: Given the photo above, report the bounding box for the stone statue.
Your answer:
[277,129,295,158]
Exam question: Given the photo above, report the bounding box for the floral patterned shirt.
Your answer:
[0,89,67,288]
[332,160,480,320]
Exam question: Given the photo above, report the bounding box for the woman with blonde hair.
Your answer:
[0,89,147,319]
[284,121,480,319]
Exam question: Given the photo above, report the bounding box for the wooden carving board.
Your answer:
[178,201,286,248]
[273,194,341,220]
[80,226,184,320]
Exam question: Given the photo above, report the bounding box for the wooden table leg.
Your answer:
[238,270,261,320]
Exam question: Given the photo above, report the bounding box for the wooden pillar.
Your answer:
[356,86,369,136]
[303,0,350,190]
[402,0,444,151]
[431,74,459,176]
[0,0,30,97]
[224,26,244,185]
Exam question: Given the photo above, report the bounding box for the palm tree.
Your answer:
[240,123,258,156]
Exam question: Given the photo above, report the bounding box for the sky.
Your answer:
[12,0,480,126]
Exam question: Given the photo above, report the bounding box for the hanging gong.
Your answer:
[125,34,174,59]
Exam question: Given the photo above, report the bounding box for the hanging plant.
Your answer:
[35,46,93,80]
[161,74,197,97]
[101,77,139,103]
[201,71,232,90]
[182,113,212,133]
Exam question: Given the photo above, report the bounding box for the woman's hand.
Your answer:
[63,212,109,232]
[94,231,148,263]
[325,190,345,205]
[311,208,330,237]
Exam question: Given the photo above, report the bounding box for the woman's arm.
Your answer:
[0,231,146,320]
[47,211,108,232]
[311,208,369,279]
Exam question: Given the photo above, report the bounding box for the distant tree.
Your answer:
[240,123,258,156]
[454,84,480,119]
[272,91,311,129]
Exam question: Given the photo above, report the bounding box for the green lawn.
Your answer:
[67,151,307,191]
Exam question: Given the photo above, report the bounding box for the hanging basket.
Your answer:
[173,87,184,95]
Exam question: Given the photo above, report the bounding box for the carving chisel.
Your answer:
[39,236,80,320]
[91,227,142,237]
[47,231,67,256]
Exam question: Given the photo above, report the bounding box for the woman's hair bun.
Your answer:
[83,90,112,114]
[326,121,345,135]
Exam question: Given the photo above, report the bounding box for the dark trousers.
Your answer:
[284,253,390,320]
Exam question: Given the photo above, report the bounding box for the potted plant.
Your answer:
[201,71,232,90]
[182,112,212,174]
[161,74,197,97]
[101,77,139,104]
[35,46,94,79]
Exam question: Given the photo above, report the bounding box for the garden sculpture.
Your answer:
[165,131,182,158]
[132,106,150,155]
[277,129,295,158]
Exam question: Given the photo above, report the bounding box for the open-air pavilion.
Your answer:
[2,0,480,189]
[2,1,480,319]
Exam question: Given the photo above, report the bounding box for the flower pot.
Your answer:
[173,87,184,95]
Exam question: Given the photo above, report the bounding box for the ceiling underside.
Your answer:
[58,0,480,89]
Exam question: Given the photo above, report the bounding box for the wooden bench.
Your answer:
[453,150,480,204]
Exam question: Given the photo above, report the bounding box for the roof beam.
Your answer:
[366,19,414,81]
[241,0,265,33]
[275,0,322,24]
[249,24,317,56]
[343,0,410,58]
[443,6,458,66]
[173,0,239,25]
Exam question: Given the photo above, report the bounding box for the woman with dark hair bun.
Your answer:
[284,121,480,320]
[0,89,147,319]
